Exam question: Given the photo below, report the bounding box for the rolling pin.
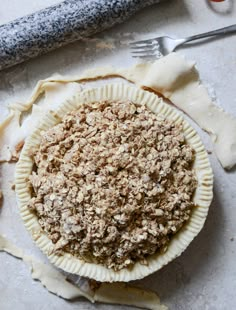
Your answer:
[0,0,162,70]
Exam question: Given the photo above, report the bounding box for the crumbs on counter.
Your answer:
[0,190,3,207]
[10,140,25,162]
[89,279,102,291]
[95,41,115,50]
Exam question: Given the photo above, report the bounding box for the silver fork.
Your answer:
[130,24,236,59]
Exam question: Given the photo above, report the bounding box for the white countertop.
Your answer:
[0,1,236,309]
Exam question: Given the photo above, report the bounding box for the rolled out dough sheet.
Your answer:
[0,53,235,168]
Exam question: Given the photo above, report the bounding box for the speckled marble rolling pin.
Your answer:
[0,0,162,70]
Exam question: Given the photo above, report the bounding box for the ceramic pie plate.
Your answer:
[15,83,213,282]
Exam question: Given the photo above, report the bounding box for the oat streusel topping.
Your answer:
[28,100,197,270]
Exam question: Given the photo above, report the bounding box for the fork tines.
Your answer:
[130,39,163,59]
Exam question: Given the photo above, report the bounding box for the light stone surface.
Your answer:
[0,0,236,309]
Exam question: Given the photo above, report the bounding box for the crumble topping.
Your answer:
[28,100,197,270]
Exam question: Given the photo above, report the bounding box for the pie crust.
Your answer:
[15,83,213,282]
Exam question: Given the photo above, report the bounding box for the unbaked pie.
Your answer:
[15,83,213,282]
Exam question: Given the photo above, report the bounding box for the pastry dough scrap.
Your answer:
[0,235,92,301]
[94,283,167,310]
[0,82,81,162]
[0,235,166,309]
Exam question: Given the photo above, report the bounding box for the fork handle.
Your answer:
[184,24,236,43]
